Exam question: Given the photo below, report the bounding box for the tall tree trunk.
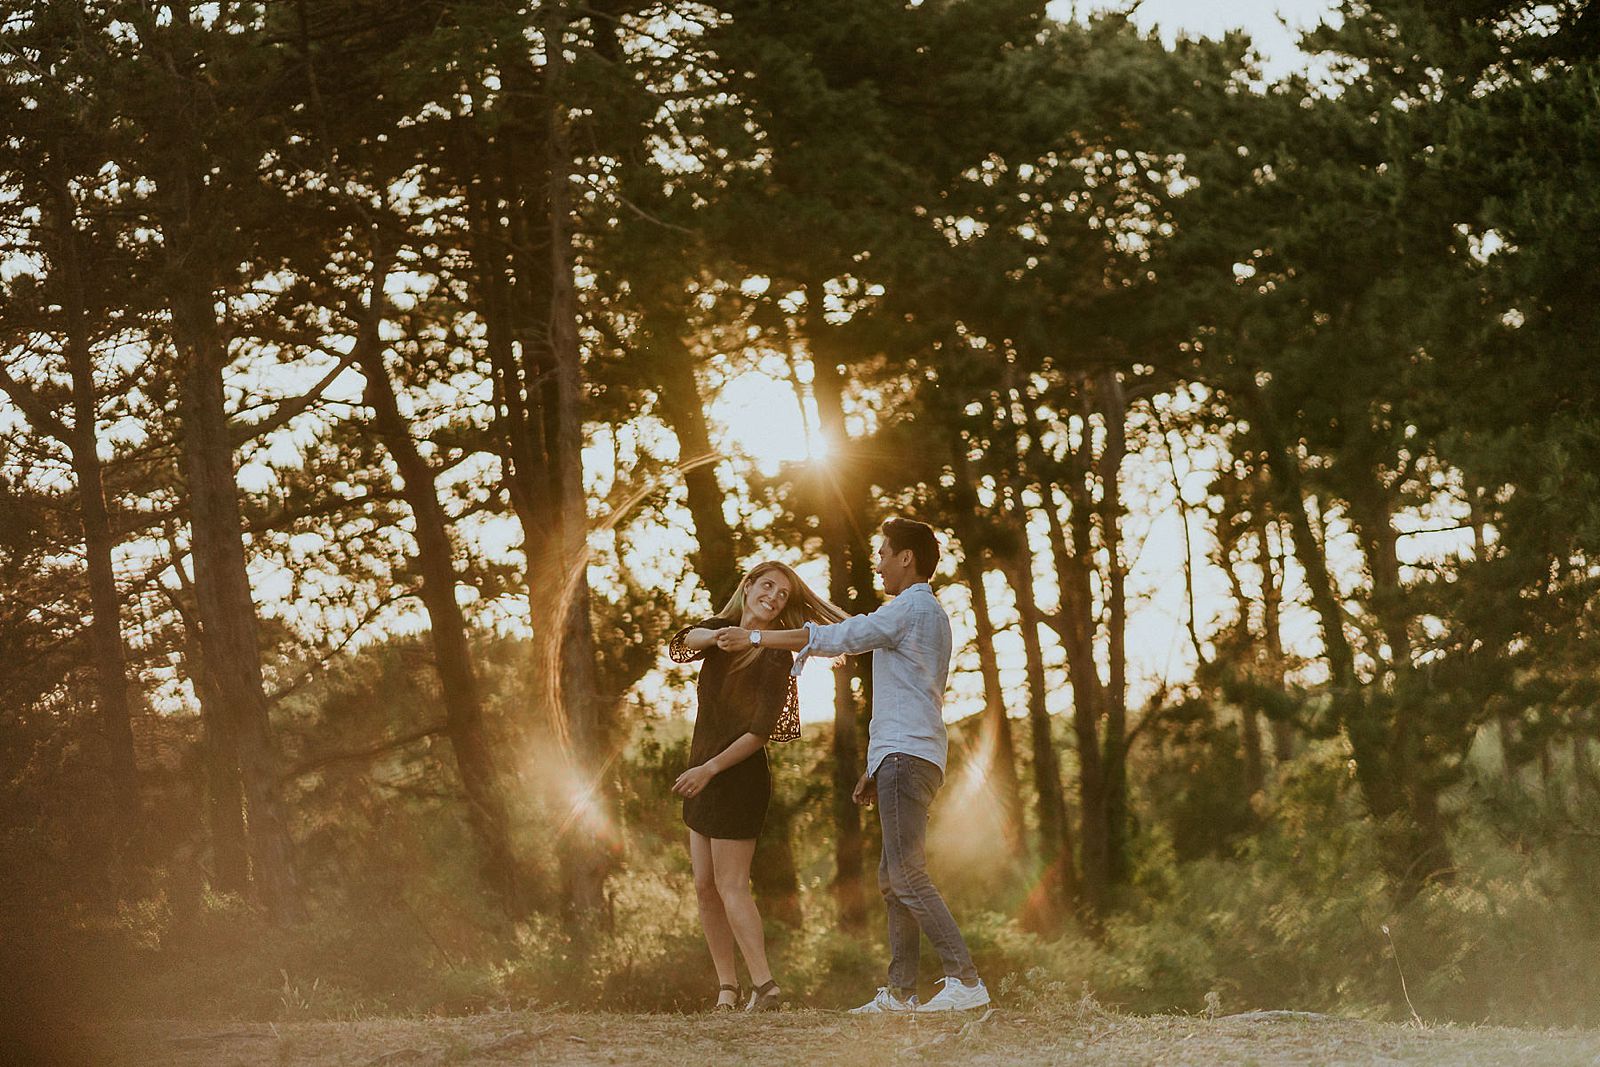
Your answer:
[1262,516,1295,763]
[1253,397,1436,896]
[49,170,140,855]
[1240,706,1266,799]
[1018,392,1110,917]
[652,327,740,597]
[544,9,613,917]
[1222,517,1265,797]
[174,305,301,922]
[139,0,300,923]
[1093,373,1130,890]
[807,306,867,931]
[355,249,526,914]
[1344,455,1453,884]
[958,551,1025,860]
[164,561,249,895]
[998,548,1078,920]
[1344,462,1412,675]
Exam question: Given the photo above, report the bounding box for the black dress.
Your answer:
[668,618,800,840]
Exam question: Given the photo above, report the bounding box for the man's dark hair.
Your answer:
[882,517,939,578]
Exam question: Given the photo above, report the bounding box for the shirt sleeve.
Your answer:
[667,617,734,664]
[748,649,800,743]
[801,596,916,657]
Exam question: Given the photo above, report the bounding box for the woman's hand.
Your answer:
[673,764,717,798]
[714,627,752,651]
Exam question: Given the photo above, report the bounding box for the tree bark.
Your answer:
[807,312,868,931]
[1018,391,1110,917]
[354,247,526,915]
[545,12,613,916]
[1093,373,1130,890]
[1222,511,1266,797]
[136,0,301,923]
[958,552,1025,860]
[998,547,1079,919]
[41,167,142,857]
[1252,397,1442,896]
[174,306,302,922]
[163,563,249,895]
[1262,516,1295,763]
[652,327,740,597]
[1342,453,1453,884]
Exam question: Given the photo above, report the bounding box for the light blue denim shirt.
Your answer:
[793,582,953,777]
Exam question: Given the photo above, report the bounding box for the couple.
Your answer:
[667,517,990,1015]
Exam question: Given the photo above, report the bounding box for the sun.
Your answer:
[711,367,824,475]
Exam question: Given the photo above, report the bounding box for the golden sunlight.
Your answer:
[710,368,823,476]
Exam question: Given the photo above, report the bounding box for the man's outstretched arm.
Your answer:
[713,596,914,657]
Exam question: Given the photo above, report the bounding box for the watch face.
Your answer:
[750,630,762,645]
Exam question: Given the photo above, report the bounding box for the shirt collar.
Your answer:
[902,581,933,595]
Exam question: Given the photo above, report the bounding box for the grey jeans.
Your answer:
[875,752,978,991]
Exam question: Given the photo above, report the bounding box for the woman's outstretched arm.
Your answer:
[677,627,724,652]
[668,619,732,662]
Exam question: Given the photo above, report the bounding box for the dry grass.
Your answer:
[87,1003,1600,1067]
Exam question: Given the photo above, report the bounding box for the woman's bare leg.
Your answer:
[689,831,739,1006]
[710,837,776,993]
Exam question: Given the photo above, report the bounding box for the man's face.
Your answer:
[874,538,915,595]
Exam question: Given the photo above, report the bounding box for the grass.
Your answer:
[87,1000,1600,1066]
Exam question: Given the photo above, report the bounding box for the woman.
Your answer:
[668,561,844,1012]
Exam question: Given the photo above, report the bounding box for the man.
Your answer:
[714,517,989,1014]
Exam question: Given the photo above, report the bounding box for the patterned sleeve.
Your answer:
[750,650,801,744]
[668,618,733,664]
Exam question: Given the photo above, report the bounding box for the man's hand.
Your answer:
[851,770,876,806]
[714,627,752,652]
[672,764,716,798]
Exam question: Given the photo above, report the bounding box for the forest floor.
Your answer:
[88,1004,1600,1066]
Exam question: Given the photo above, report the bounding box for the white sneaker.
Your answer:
[917,976,990,1012]
[848,987,918,1014]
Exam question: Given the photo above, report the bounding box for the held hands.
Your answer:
[672,764,716,798]
[851,770,876,807]
[714,627,752,652]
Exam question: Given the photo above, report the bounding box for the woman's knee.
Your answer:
[694,868,722,902]
[714,870,752,904]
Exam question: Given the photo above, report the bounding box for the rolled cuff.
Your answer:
[789,620,820,677]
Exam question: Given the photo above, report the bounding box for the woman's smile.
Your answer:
[745,573,792,623]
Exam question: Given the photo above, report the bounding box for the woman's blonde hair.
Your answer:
[716,560,847,673]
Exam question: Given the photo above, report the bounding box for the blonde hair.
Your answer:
[716,560,847,673]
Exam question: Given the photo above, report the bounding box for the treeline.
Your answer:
[2,0,1598,1012]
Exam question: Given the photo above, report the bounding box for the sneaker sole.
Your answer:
[916,999,991,1013]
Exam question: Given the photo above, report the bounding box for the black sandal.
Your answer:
[745,978,782,1013]
[714,983,739,1012]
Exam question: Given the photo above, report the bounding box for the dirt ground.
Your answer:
[78,1006,1600,1066]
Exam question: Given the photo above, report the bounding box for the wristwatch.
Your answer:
[749,630,763,646]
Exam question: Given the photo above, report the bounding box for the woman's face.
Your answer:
[744,569,793,626]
